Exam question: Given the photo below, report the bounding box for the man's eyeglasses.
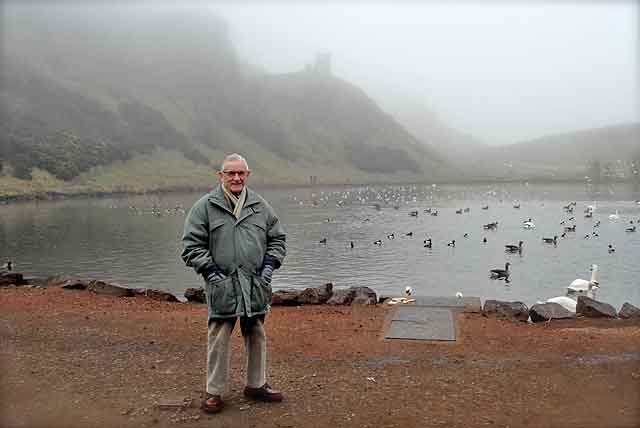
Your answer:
[222,170,248,178]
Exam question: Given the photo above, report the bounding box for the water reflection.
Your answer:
[1,182,639,309]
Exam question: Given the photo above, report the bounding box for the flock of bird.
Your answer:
[309,192,638,312]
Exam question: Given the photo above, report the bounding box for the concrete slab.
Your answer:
[409,296,482,313]
[385,308,455,341]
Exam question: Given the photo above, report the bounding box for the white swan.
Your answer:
[547,281,598,313]
[567,264,599,295]
[609,210,620,221]
[545,265,600,312]
[546,296,577,313]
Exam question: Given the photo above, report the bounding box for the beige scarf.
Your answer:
[222,185,247,220]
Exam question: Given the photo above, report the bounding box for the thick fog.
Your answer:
[212,2,639,145]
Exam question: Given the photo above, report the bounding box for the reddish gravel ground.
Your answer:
[1,286,639,428]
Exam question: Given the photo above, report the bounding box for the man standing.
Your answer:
[181,153,286,414]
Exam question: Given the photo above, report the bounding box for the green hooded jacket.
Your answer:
[181,185,286,319]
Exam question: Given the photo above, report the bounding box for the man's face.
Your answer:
[217,159,250,194]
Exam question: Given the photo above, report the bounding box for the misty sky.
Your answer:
[212,2,639,145]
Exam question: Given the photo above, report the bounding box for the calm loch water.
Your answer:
[1,182,639,310]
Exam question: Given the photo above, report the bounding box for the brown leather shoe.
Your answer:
[243,383,283,402]
[201,394,224,413]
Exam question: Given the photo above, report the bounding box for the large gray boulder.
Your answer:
[87,280,135,297]
[0,272,28,287]
[184,287,206,304]
[271,289,302,306]
[350,286,377,305]
[576,296,617,318]
[619,302,640,319]
[529,302,576,323]
[139,288,179,302]
[482,300,529,322]
[297,283,333,305]
[47,275,87,289]
[326,288,354,305]
[327,286,377,305]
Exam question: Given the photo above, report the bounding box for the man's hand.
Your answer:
[260,264,275,284]
[202,264,226,283]
[206,271,226,283]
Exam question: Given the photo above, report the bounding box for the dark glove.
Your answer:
[260,264,275,284]
[202,264,226,283]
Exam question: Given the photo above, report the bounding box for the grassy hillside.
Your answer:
[0,5,455,198]
[479,123,640,181]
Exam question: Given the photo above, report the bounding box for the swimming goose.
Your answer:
[447,240,456,247]
[626,225,636,232]
[455,209,463,214]
[505,241,523,252]
[490,262,511,279]
[423,238,432,248]
[608,244,615,253]
[319,238,327,244]
[522,221,536,229]
[373,239,383,246]
[542,236,558,244]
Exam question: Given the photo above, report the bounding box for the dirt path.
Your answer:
[1,287,639,428]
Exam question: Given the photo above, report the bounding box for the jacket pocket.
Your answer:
[250,273,272,313]
[205,276,237,316]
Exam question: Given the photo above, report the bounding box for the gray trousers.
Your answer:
[206,315,267,396]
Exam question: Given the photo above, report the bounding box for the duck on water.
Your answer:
[490,262,510,279]
[505,241,523,252]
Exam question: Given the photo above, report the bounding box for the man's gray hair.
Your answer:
[220,153,250,171]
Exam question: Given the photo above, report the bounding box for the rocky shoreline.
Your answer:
[3,270,639,324]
